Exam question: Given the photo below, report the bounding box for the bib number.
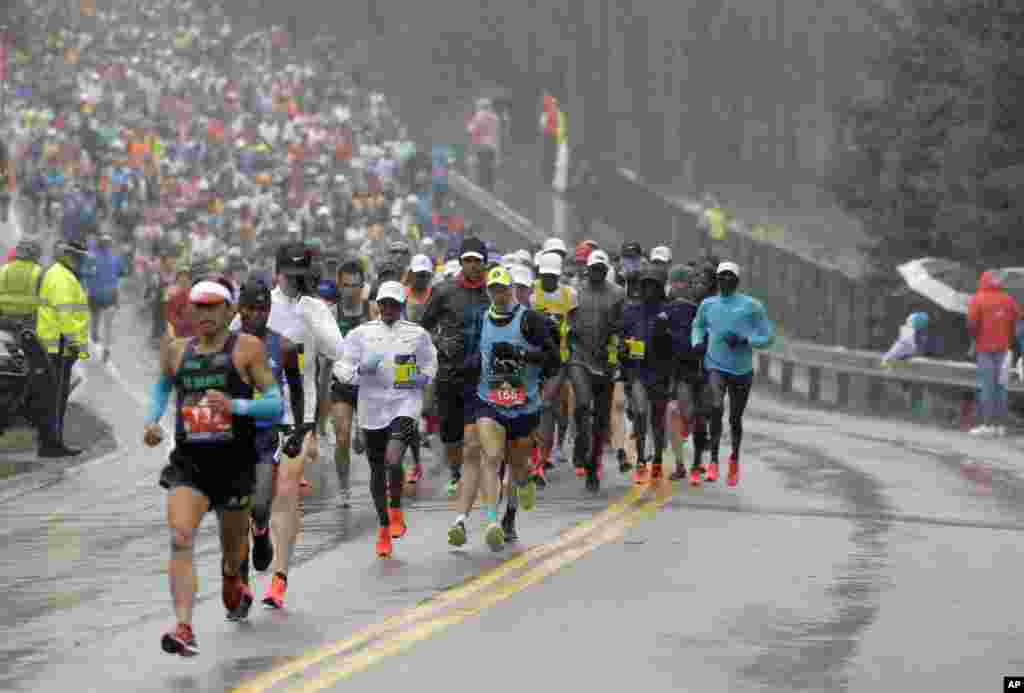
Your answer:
[182,395,233,442]
[488,382,527,408]
[393,353,418,388]
[625,337,646,360]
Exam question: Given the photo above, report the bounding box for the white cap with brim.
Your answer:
[376,280,406,304]
[410,254,433,274]
[189,280,233,305]
[510,265,534,287]
[650,246,672,264]
[716,261,740,277]
[460,250,485,261]
[538,252,563,276]
[587,249,611,268]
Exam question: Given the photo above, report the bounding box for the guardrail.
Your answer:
[450,165,1024,429]
[755,338,1024,425]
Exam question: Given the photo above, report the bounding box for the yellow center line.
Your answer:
[232,485,651,693]
[289,482,677,692]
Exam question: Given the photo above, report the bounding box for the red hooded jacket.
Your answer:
[967,271,1021,353]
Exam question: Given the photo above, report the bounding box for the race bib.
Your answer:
[625,337,646,360]
[488,381,527,408]
[393,353,418,388]
[181,394,233,443]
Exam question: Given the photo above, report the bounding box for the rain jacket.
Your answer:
[419,272,489,384]
[37,261,90,357]
[621,300,694,386]
[567,279,625,378]
[967,272,1022,353]
[691,293,775,375]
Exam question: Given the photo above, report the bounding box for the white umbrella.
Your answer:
[897,257,974,314]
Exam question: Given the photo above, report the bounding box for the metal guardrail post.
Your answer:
[780,361,794,394]
[836,372,851,408]
[808,365,822,403]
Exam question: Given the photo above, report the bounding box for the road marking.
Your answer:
[233,482,675,693]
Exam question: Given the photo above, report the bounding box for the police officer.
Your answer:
[0,238,45,328]
[36,239,91,458]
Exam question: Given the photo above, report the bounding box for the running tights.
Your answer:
[707,370,754,460]
[364,428,408,527]
[629,380,669,465]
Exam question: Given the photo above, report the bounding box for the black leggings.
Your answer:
[363,417,416,527]
[706,370,753,460]
[627,380,670,465]
[676,375,710,469]
[562,364,614,469]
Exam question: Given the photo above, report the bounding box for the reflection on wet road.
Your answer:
[3,313,1024,692]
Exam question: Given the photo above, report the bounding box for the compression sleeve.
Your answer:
[231,383,284,420]
[147,375,174,425]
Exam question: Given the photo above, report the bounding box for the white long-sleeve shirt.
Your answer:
[333,319,438,431]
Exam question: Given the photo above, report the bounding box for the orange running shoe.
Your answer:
[388,508,407,539]
[376,526,393,558]
[262,573,287,610]
[705,461,719,483]
[689,466,704,487]
[632,464,649,485]
[727,454,739,487]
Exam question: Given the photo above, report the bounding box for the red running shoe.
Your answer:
[727,454,740,487]
[262,574,287,610]
[388,508,407,539]
[689,466,704,487]
[161,623,199,657]
[376,526,393,558]
[705,461,719,483]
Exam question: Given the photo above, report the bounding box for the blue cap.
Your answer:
[318,279,340,302]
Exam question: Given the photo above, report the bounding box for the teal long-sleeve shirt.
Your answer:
[691,293,775,375]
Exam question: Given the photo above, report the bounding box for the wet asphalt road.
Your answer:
[3,293,1024,692]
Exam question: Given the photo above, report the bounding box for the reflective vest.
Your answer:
[705,207,727,241]
[0,259,44,320]
[533,282,573,362]
[37,262,90,358]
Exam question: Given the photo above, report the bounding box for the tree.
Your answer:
[828,0,1024,276]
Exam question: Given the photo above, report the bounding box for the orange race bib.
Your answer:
[181,395,233,443]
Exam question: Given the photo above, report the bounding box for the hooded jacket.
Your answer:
[967,272,1021,353]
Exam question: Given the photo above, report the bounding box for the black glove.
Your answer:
[492,342,518,362]
[722,332,748,349]
[282,423,316,458]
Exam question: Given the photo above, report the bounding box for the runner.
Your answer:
[419,237,491,499]
[233,277,304,589]
[564,249,625,491]
[451,266,560,550]
[326,258,373,508]
[691,261,775,486]
[619,264,693,483]
[333,281,437,557]
[145,277,284,656]
[403,253,437,488]
[262,242,348,609]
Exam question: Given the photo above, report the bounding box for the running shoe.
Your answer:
[388,508,407,539]
[574,462,585,478]
[485,522,505,552]
[161,623,199,657]
[632,464,649,485]
[448,519,467,547]
[446,478,460,498]
[650,464,664,482]
[617,448,632,473]
[353,429,366,455]
[688,466,705,487]
[705,461,720,483]
[669,465,687,481]
[530,463,547,489]
[518,480,537,512]
[262,574,287,610]
[251,525,273,572]
[502,508,518,543]
[585,467,600,493]
[727,454,740,487]
[226,583,254,622]
[405,463,423,485]
[338,488,351,509]
[376,526,393,558]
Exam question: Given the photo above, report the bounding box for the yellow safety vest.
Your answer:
[533,282,573,362]
[37,263,90,358]
[0,260,44,320]
[705,207,727,241]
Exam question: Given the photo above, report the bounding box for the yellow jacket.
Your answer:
[533,282,574,362]
[0,259,44,320]
[37,262,90,358]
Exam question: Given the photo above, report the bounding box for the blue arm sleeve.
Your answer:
[148,375,174,425]
[747,299,776,349]
[231,383,284,421]
[691,302,707,347]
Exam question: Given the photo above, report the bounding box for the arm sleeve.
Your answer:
[147,375,174,424]
[691,301,708,347]
[231,383,283,420]
[747,299,776,349]
[333,331,362,385]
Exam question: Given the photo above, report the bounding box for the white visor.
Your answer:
[189,280,233,305]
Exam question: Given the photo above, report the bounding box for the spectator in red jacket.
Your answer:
[967,271,1022,436]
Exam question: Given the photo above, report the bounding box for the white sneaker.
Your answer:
[969,425,994,436]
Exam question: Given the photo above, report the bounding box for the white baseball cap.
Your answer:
[410,254,433,274]
[510,264,534,288]
[316,206,330,216]
[542,237,568,256]
[443,259,461,278]
[716,261,740,277]
[586,249,611,268]
[650,246,672,264]
[376,280,406,304]
[537,252,563,276]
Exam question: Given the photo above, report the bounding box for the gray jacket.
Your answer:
[567,279,625,377]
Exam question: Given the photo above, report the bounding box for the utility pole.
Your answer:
[0,25,7,122]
